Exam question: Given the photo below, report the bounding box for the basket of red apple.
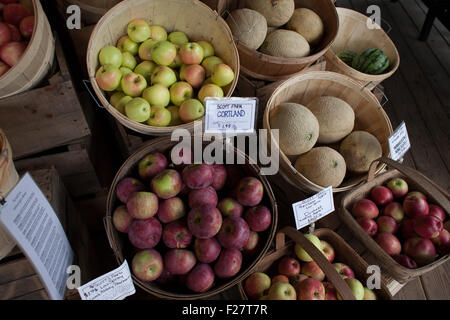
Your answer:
[239,226,392,300]
[339,157,449,283]
[0,0,55,98]
[104,137,278,299]
[87,0,239,136]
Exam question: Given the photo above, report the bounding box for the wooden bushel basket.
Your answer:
[87,0,240,136]
[238,227,392,300]
[339,157,450,283]
[324,8,400,91]
[0,0,55,99]
[263,71,393,194]
[104,137,278,299]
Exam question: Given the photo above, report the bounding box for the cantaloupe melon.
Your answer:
[295,147,347,188]
[260,30,310,58]
[287,8,324,47]
[307,96,355,144]
[340,131,382,174]
[226,9,268,50]
[269,102,319,156]
[245,0,295,27]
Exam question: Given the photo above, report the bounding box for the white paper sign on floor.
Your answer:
[292,187,335,230]
[77,260,135,300]
[0,173,73,300]
[389,121,411,161]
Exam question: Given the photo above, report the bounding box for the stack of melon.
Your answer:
[226,0,324,59]
[270,97,383,188]
[338,48,390,75]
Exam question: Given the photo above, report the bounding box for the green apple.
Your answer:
[337,278,365,300]
[196,40,214,58]
[169,81,193,106]
[151,41,177,66]
[179,98,205,123]
[168,51,182,69]
[294,234,322,262]
[268,282,296,300]
[121,72,147,97]
[127,19,151,43]
[198,83,224,105]
[168,31,189,47]
[179,42,204,65]
[211,63,234,87]
[139,39,157,61]
[95,65,122,91]
[120,67,133,76]
[125,97,151,123]
[99,46,123,68]
[202,77,214,85]
[201,56,223,77]
[135,61,157,82]
[151,66,177,87]
[147,106,171,127]
[167,106,182,126]
[117,35,139,55]
[121,52,137,70]
[110,92,125,108]
[149,25,168,41]
[116,96,133,114]
[363,287,377,300]
[142,84,170,107]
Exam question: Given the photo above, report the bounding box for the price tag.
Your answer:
[292,187,335,230]
[389,121,411,161]
[204,97,257,134]
[77,260,135,300]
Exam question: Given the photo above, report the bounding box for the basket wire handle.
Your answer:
[276,226,357,300]
[83,79,105,109]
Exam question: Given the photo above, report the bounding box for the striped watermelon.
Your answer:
[352,48,390,75]
[337,50,357,67]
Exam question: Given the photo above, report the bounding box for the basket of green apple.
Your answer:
[104,137,278,299]
[87,0,239,136]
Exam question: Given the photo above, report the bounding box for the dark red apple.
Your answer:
[188,186,218,208]
[162,220,192,249]
[357,217,378,237]
[236,177,264,207]
[375,233,401,256]
[0,22,12,47]
[404,237,437,266]
[8,24,21,41]
[217,197,243,218]
[383,202,405,223]
[403,192,429,219]
[164,249,196,275]
[186,263,215,293]
[431,229,450,254]
[128,217,162,249]
[211,164,227,190]
[370,186,394,206]
[401,219,418,239]
[244,206,272,232]
[351,198,379,219]
[19,15,33,39]
[194,237,221,263]
[182,164,214,189]
[187,205,222,239]
[116,177,145,203]
[138,152,168,181]
[392,254,418,269]
[3,4,32,26]
[217,217,250,250]
[214,248,242,279]
[0,41,27,66]
[429,204,447,221]
[376,216,399,234]
[155,269,175,285]
[414,215,443,239]
[386,178,409,198]
[278,256,301,277]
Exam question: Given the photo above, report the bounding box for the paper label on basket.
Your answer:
[389,121,411,161]
[292,186,335,230]
[204,97,257,134]
[78,260,135,300]
[0,173,73,300]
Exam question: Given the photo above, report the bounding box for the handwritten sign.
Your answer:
[389,121,411,161]
[292,187,335,230]
[78,260,135,300]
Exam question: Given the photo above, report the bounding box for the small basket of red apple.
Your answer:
[104,137,278,299]
[239,226,392,300]
[340,157,449,283]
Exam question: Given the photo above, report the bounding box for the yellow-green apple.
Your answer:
[164,249,196,275]
[198,84,224,105]
[151,40,177,66]
[386,178,409,198]
[357,217,378,237]
[167,105,182,126]
[278,256,301,277]
[0,22,12,47]
[182,164,214,189]
[95,65,122,91]
[138,39,157,61]
[392,254,418,269]
[401,219,418,239]
[115,95,132,114]
[116,177,145,203]
[414,215,443,239]
[269,282,297,300]
[370,186,394,206]
[151,65,177,87]
[431,229,450,254]
[162,220,193,249]
[110,91,126,109]
[0,41,25,66]
[211,63,234,87]
[297,278,324,300]
[168,31,189,46]
[3,3,32,26]
[272,275,289,285]
[196,40,214,58]
[294,234,322,262]
[19,15,34,38]
[404,192,429,219]
[117,35,139,55]
[218,217,250,250]
[127,19,151,43]
[211,164,227,190]
[202,56,223,76]
[404,237,437,266]
[301,261,325,281]
[138,152,168,181]
[128,217,162,249]
[99,45,123,67]
[179,42,204,65]
[8,24,22,42]
[376,216,399,234]
[323,282,338,300]
[149,25,167,41]
[0,61,10,76]
[119,67,133,77]
[351,198,379,219]
[134,60,157,82]
[147,106,171,127]
[202,77,214,85]
[244,206,271,232]
[112,205,133,233]
[169,51,182,68]
[363,287,377,300]
[157,197,186,223]
[150,169,183,199]
[187,205,222,239]
[375,232,402,256]
[214,248,242,278]
[188,186,218,208]
[333,263,355,278]
[186,263,215,293]
[143,84,170,107]
[320,240,335,262]
[169,81,193,106]
[337,278,364,300]
[429,204,447,221]
[217,197,243,218]
[236,177,264,207]
[194,237,221,263]
[179,98,205,122]
[180,64,205,88]
[127,191,159,220]
[244,272,271,299]
[131,249,163,281]
[125,97,150,122]
[243,231,260,255]
[382,202,405,223]
[121,72,147,97]
[121,51,137,70]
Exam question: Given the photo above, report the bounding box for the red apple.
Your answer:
[182,164,214,189]
[376,216,399,234]
[301,261,325,281]
[401,219,418,239]
[404,237,437,266]
[323,282,338,300]
[217,217,250,250]
[357,217,378,237]
[431,229,450,254]
[214,248,242,278]
[3,3,32,26]
[187,205,222,239]
[386,178,409,198]
[112,205,133,233]
[370,186,394,206]
[290,274,309,288]
[194,237,221,263]
[244,272,271,299]
[186,263,215,293]
[128,217,162,249]
[131,249,163,282]
[403,192,429,219]
[116,177,145,203]
[243,231,260,255]
[375,233,401,256]
[0,61,10,77]
[320,240,335,262]
[126,192,159,220]
[157,197,186,223]
[383,202,405,223]
[211,164,227,191]
[278,257,301,277]
[19,15,33,38]
[188,186,218,208]
[297,278,325,300]
[429,204,447,221]
[392,254,418,269]
[164,249,196,275]
[272,274,289,285]
[162,220,193,249]
[244,206,272,232]
[351,198,379,219]
[8,24,21,41]
[333,263,355,279]
[414,215,443,239]
[138,152,168,181]
[236,177,264,206]
[0,41,27,66]
[217,197,243,218]
[0,22,12,47]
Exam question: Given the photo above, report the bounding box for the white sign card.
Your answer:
[292,187,335,230]
[0,173,73,300]
[389,121,411,161]
[204,97,257,134]
[77,260,135,300]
